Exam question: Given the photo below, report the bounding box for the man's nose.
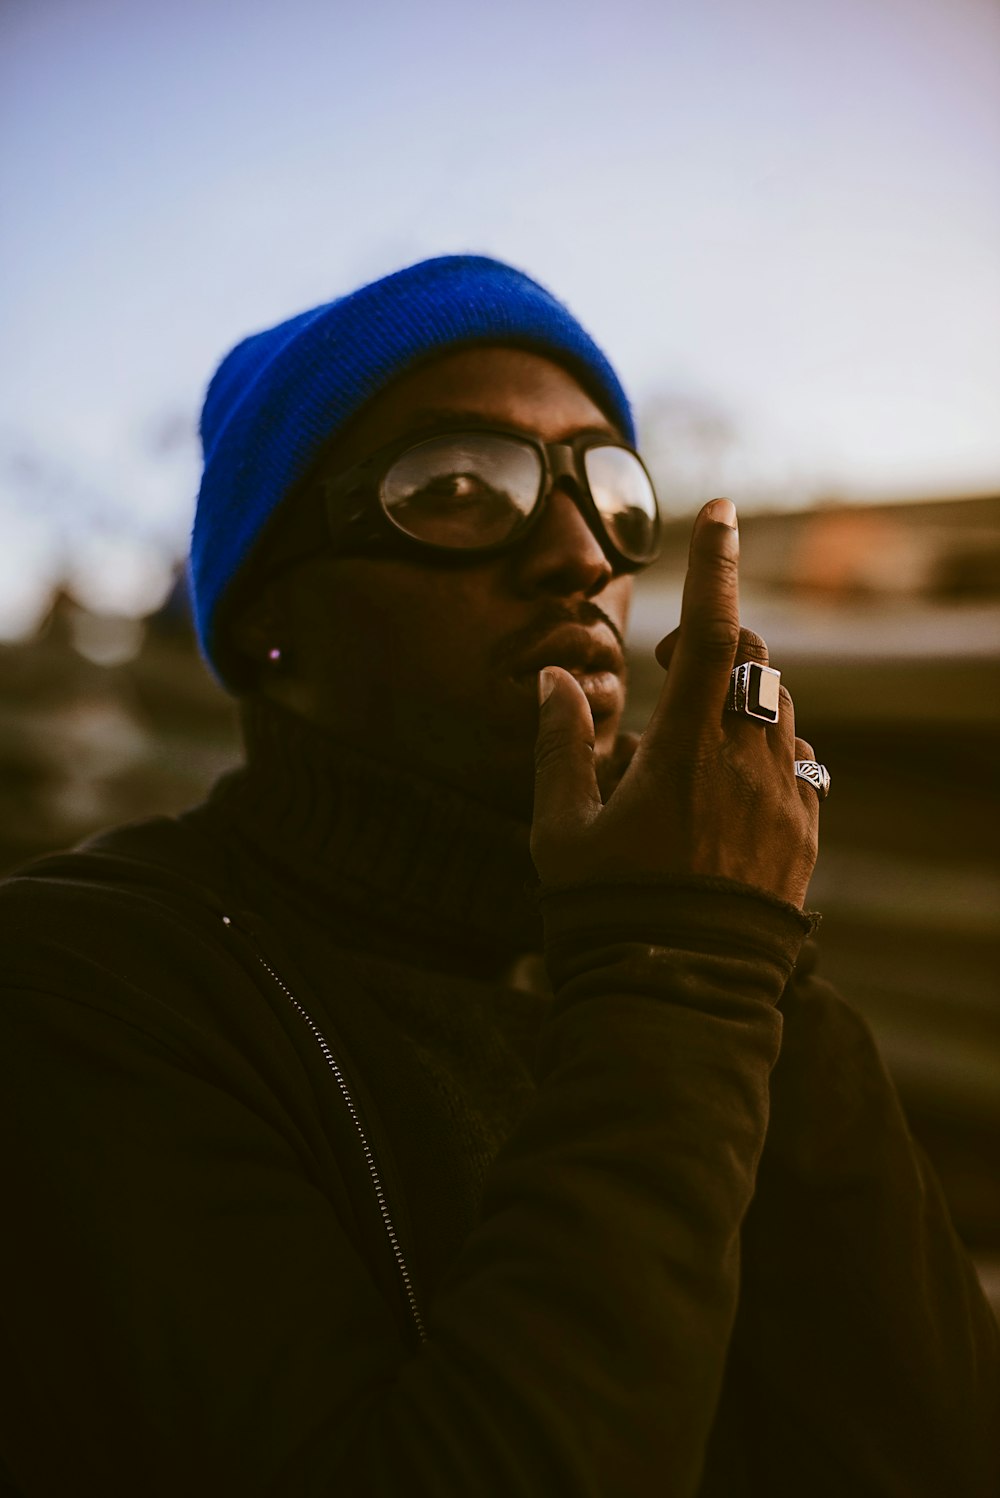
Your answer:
[511,485,614,598]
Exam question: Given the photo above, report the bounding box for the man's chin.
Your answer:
[401,685,625,823]
[456,751,537,825]
[470,714,625,826]
[481,734,627,825]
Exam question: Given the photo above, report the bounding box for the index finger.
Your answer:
[650,498,741,744]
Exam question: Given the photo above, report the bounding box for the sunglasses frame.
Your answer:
[264,422,661,580]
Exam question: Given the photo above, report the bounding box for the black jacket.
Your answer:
[1,722,997,1497]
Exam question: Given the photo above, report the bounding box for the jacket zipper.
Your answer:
[221,915,427,1345]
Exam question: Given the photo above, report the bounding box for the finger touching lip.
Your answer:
[508,622,624,681]
[508,624,625,724]
[507,663,622,722]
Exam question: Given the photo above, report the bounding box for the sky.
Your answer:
[1,0,998,631]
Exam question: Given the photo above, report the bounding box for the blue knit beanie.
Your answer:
[191,253,634,687]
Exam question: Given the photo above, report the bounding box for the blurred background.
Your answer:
[2,0,998,1304]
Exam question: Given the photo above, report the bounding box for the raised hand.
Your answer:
[532,498,819,908]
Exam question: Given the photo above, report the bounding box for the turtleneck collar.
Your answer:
[203,697,543,973]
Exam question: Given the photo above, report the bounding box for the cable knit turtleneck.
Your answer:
[202,696,545,978]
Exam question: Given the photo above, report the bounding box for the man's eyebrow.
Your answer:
[398,407,507,434]
[397,407,622,441]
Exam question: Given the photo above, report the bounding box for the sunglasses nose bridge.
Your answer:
[545,443,578,490]
[542,445,591,523]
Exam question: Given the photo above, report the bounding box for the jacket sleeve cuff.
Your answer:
[537,874,817,997]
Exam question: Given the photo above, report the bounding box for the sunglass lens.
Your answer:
[584,447,660,563]
[382,435,541,548]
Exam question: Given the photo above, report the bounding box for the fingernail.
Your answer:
[538,668,556,704]
[706,497,737,530]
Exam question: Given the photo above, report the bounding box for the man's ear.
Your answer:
[228,579,288,671]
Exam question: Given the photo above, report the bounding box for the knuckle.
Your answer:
[534,732,590,778]
[716,745,765,803]
[703,548,739,583]
[780,794,818,852]
[738,628,768,661]
[695,615,741,660]
[800,820,820,866]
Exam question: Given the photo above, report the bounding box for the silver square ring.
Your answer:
[726,661,781,723]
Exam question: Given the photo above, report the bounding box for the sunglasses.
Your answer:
[265,423,661,578]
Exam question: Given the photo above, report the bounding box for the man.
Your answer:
[0,255,996,1496]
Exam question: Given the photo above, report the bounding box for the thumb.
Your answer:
[532,668,602,866]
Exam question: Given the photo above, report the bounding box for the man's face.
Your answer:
[245,346,635,818]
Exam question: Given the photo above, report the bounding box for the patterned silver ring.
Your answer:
[726,661,781,723]
[794,760,831,799]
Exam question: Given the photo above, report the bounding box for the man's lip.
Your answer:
[507,622,625,682]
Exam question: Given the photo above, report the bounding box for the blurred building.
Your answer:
[1,492,998,1310]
